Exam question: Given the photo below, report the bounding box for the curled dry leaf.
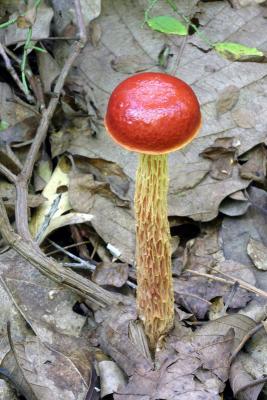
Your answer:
[29,157,71,238]
[219,190,250,217]
[97,360,126,398]
[239,145,267,184]
[96,306,152,377]
[230,329,267,400]
[200,137,238,180]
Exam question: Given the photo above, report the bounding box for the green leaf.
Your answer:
[0,120,9,131]
[147,16,188,36]
[32,46,47,53]
[214,42,264,62]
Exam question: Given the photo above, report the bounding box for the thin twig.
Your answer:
[0,198,122,308]
[48,239,96,270]
[21,27,33,96]
[0,164,17,184]
[230,323,263,363]
[0,43,34,103]
[187,269,267,299]
[0,1,125,308]
[45,240,91,256]
[15,0,87,240]
[35,195,61,242]
[175,290,212,305]
[48,239,137,289]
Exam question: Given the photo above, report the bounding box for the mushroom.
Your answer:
[105,72,201,349]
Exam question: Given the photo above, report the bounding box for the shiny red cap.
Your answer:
[105,72,201,155]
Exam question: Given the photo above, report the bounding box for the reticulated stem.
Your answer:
[134,153,174,349]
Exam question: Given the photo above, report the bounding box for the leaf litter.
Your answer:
[0,0,267,399]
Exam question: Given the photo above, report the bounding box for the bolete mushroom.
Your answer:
[105,72,201,348]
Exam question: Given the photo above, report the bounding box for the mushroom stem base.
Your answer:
[135,153,174,349]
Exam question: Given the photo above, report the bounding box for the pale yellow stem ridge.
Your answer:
[134,153,174,349]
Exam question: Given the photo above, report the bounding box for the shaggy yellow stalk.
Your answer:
[135,154,174,348]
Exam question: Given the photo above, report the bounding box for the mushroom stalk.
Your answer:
[135,153,174,348]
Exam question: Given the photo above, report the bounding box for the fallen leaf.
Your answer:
[232,108,256,129]
[0,251,87,339]
[97,358,126,398]
[219,195,250,217]
[115,314,237,399]
[230,328,267,400]
[4,4,54,46]
[69,170,135,264]
[92,262,129,287]
[239,145,267,184]
[200,137,237,180]
[247,238,267,271]
[170,164,249,221]
[96,306,152,377]
[214,42,265,62]
[220,186,267,291]
[50,0,101,34]
[1,322,92,400]
[111,55,152,74]
[216,85,240,116]
[230,354,265,400]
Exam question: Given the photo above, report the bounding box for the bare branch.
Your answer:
[16,0,87,238]
[0,163,17,184]
[0,43,34,103]
[0,198,123,308]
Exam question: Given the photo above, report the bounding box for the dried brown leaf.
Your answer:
[216,85,240,116]
[92,262,129,287]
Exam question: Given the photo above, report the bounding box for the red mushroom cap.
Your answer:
[105,72,201,155]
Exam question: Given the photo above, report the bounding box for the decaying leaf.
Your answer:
[111,55,152,74]
[4,4,54,46]
[96,354,126,398]
[232,108,256,129]
[200,137,238,180]
[69,169,135,264]
[247,238,267,271]
[220,186,267,291]
[216,85,240,116]
[219,193,250,217]
[92,262,129,287]
[1,322,91,400]
[0,251,87,338]
[114,314,239,399]
[214,42,265,62]
[96,306,152,377]
[230,329,267,400]
[239,145,267,184]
